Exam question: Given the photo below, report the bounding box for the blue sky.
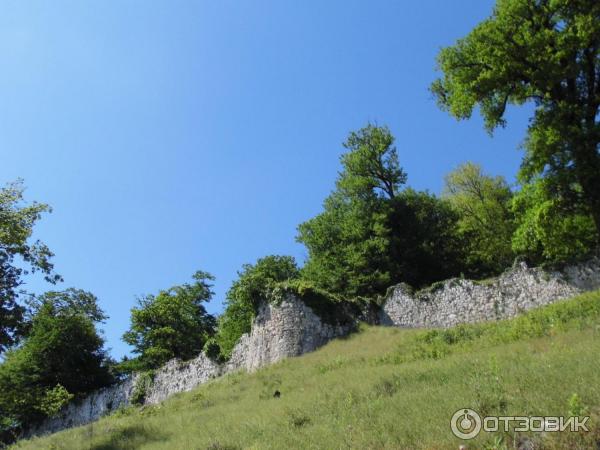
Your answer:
[1,0,533,359]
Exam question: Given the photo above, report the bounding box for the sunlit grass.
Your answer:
[14,290,600,449]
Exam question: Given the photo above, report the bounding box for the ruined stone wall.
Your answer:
[380,258,600,328]
[24,294,350,438]
[23,378,136,438]
[23,257,600,439]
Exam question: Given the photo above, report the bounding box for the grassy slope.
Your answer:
[14,290,600,450]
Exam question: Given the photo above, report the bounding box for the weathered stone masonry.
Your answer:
[24,294,353,437]
[380,258,600,328]
[24,257,600,438]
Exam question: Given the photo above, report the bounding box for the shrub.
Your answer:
[39,384,74,418]
[203,338,221,361]
[131,371,154,406]
[122,271,217,371]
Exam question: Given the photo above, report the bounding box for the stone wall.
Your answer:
[23,378,136,438]
[380,258,600,328]
[230,297,354,372]
[24,294,350,438]
[23,257,600,439]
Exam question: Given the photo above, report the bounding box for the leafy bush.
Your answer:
[39,384,74,418]
[203,338,221,361]
[122,271,217,371]
[131,371,155,406]
[216,256,300,359]
[272,278,366,327]
[285,408,311,428]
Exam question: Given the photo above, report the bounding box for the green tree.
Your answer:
[387,189,464,288]
[298,125,404,298]
[0,180,61,352]
[0,290,112,440]
[216,256,300,359]
[298,125,463,297]
[431,0,600,241]
[25,288,108,328]
[443,162,515,275]
[511,176,597,263]
[298,191,392,297]
[122,271,217,370]
[337,124,406,200]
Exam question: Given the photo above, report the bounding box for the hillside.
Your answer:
[13,290,600,450]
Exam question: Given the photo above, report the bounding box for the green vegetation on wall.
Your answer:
[216,255,300,359]
[121,271,217,372]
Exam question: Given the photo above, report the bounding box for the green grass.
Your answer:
[14,290,600,450]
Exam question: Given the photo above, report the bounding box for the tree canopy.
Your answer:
[122,271,217,370]
[443,162,515,275]
[298,125,464,298]
[431,0,600,240]
[0,180,61,352]
[337,124,406,200]
[0,290,112,440]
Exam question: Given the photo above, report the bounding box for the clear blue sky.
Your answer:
[1,0,532,359]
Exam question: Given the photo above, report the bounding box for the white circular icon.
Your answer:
[451,408,482,440]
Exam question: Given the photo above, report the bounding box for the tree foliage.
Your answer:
[0,290,112,440]
[298,125,464,298]
[386,189,464,288]
[511,176,598,263]
[122,271,217,370]
[431,0,600,241]
[216,256,300,359]
[0,180,61,352]
[443,162,516,275]
[337,125,406,200]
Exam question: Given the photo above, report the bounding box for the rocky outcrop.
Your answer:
[23,257,600,439]
[380,258,600,328]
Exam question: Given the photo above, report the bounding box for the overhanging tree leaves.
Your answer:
[431,0,600,238]
[0,180,61,352]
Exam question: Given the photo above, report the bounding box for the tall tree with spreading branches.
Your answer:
[431,0,600,240]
